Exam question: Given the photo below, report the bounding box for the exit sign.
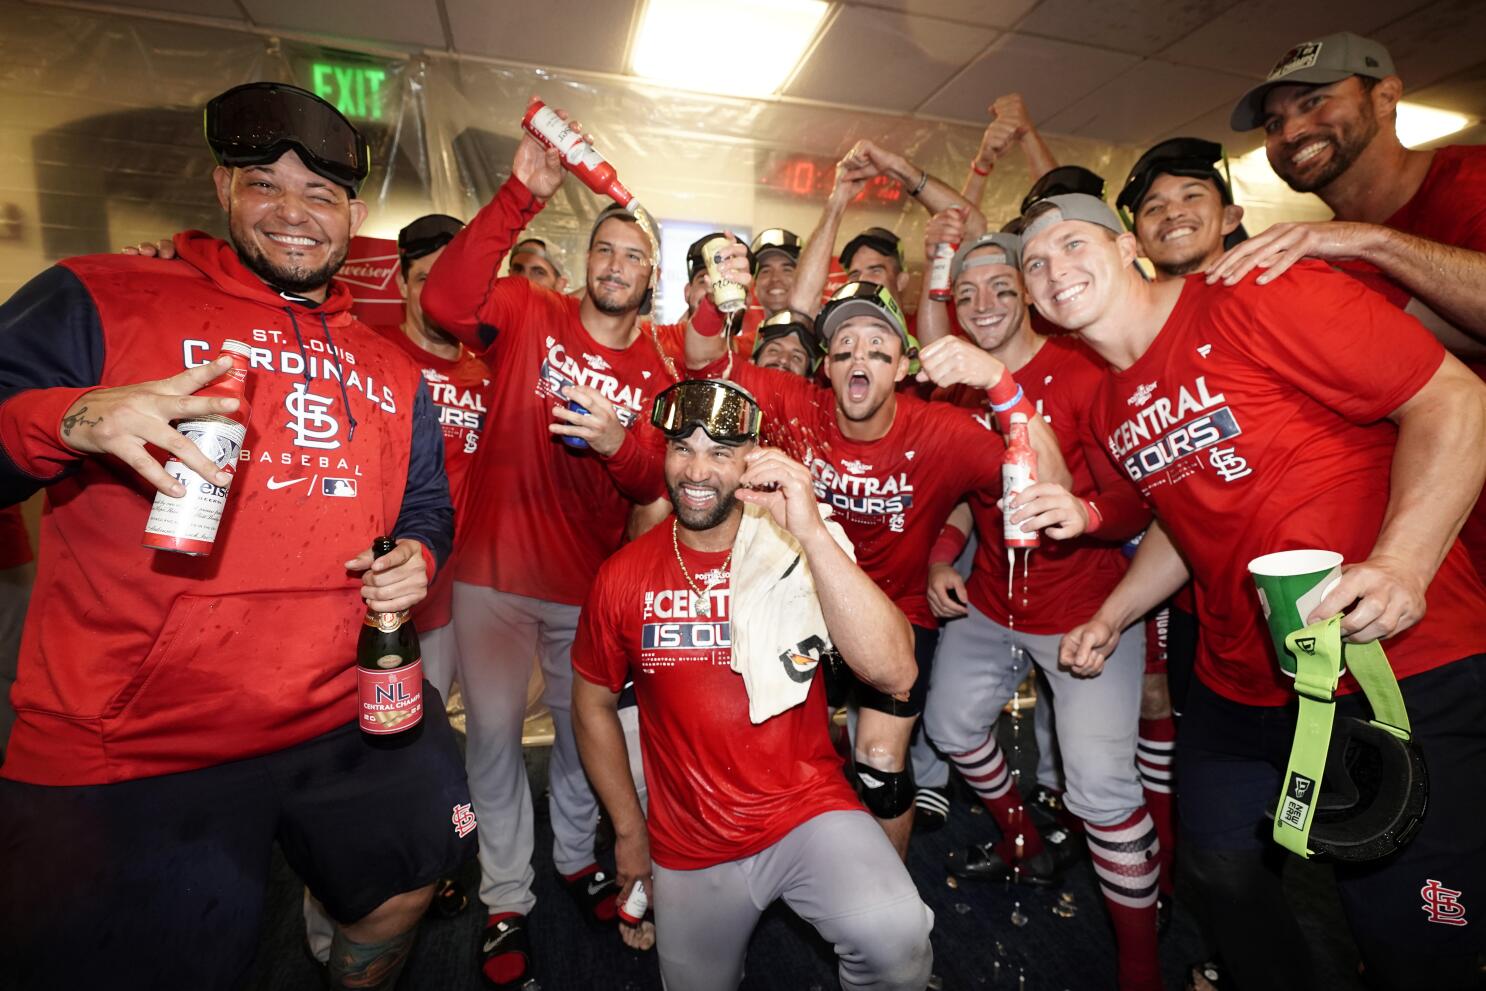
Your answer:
[309,62,389,122]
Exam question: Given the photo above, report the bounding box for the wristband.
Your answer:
[986,367,1017,405]
[910,169,929,197]
[929,522,969,566]
[692,297,725,337]
[1081,498,1104,534]
[971,160,992,176]
[988,385,1024,414]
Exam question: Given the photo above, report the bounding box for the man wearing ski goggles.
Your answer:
[751,310,822,378]
[1116,137,1248,278]
[650,378,763,445]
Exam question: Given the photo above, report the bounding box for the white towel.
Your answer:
[729,502,855,724]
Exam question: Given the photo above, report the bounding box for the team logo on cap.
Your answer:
[1268,41,1322,80]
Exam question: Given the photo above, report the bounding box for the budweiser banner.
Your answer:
[339,235,404,328]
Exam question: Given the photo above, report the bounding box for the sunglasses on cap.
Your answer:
[1116,138,1233,227]
[1020,165,1106,216]
[398,214,465,261]
[753,310,823,370]
[205,82,370,195]
[651,379,763,445]
[750,228,801,268]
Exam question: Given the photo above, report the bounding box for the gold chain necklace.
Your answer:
[671,519,732,618]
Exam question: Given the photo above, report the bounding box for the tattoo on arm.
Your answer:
[327,927,416,990]
[60,405,101,438]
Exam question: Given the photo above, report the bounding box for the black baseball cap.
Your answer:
[1020,165,1106,216]
[398,214,464,262]
[205,82,370,195]
[750,228,802,273]
[840,227,904,273]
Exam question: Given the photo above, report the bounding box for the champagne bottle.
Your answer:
[356,536,424,745]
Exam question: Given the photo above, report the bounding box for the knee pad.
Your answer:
[852,763,915,818]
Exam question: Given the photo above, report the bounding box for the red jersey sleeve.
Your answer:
[421,177,544,354]
[571,558,631,694]
[1218,261,1446,424]
[602,418,667,504]
[1044,385,1150,540]
[727,360,827,435]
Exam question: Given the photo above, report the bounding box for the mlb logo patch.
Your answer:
[323,477,358,498]
[1269,41,1322,80]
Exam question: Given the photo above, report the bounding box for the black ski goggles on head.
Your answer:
[752,311,823,371]
[398,214,465,261]
[205,82,370,195]
[1116,137,1234,226]
[1020,165,1106,216]
[650,379,762,445]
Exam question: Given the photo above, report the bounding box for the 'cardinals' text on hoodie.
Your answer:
[0,232,452,786]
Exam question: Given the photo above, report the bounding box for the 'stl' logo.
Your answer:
[1421,879,1468,927]
[284,383,341,450]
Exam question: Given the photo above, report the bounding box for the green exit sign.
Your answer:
[310,62,389,122]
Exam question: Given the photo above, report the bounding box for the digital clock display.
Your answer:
[757,152,906,206]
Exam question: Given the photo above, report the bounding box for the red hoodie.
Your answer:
[0,232,453,786]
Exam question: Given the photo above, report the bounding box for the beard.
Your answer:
[589,276,648,316]
[667,479,739,532]
[232,231,346,296]
[1273,112,1378,193]
[1153,249,1210,278]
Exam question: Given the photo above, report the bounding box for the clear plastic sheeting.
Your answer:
[0,1,1317,314]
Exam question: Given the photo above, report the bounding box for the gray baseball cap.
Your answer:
[1019,193,1124,250]
[1230,32,1395,131]
[951,233,1022,280]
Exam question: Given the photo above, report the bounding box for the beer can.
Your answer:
[562,398,590,449]
[141,414,246,555]
[702,236,747,313]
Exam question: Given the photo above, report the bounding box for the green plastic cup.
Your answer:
[1247,549,1343,677]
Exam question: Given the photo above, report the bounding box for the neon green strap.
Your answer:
[1272,616,1410,857]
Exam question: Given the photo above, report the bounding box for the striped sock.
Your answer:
[1137,715,1177,895]
[1087,808,1162,991]
[948,730,1044,861]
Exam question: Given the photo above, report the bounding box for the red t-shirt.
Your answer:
[729,362,1005,627]
[935,337,1147,634]
[373,325,492,629]
[421,177,679,604]
[1089,262,1486,706]
[571,520,861,870]
[1332,144,1486,578]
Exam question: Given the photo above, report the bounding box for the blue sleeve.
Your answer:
[392,379,454,567]
[0,266,106,504]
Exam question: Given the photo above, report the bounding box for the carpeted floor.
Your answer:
[244,722,1365,991]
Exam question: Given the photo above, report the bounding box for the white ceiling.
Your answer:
[41,0,1486,150]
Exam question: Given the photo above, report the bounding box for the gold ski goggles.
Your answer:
[650,379,763,445]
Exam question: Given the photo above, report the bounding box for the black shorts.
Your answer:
[1177,656,1486,977]
[0,685,475,991]
[853,624,938,717]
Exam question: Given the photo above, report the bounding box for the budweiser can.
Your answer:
[142,340,252,555]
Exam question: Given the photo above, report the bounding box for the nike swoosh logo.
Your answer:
[588,878,612,897]
[482,923,512,954]
[266,476,308,490]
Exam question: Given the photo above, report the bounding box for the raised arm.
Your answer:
[786,150,872,318]
[422,102,567,351]
[736,448,915,697]
[853,139,985,229]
